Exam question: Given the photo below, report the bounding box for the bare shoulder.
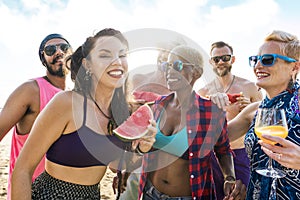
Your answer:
[198,81,215,96]
[3,79,40,109]
[235,76,262,100]
[14,79,40,98]
[48,90,74,108]
[235,76,255,87]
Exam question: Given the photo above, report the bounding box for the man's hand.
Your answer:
[209,92,230,111]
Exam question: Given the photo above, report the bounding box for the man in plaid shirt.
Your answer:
[137,45,246,200]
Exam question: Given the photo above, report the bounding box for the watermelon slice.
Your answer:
[132,91,160,103]
[227,92,243,103]
[113,104,153,140]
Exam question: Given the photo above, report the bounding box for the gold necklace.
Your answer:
[214,75,235,93]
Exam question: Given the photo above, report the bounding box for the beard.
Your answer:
[46,56,69,77]
[213,65,232,77]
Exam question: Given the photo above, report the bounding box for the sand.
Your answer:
[0,131,116,200]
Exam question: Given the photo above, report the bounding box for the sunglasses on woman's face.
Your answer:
[161,60,195,72]
[44,43,71,56]
[249,54,297,68]
[211,55,232,64]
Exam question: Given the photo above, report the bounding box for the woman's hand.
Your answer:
[259,134,300,170]
[223,179,246,200]
[132,119,157,153]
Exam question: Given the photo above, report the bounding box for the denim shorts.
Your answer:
[143,179,192,200]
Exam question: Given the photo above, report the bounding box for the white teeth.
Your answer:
[168,78,179,82]
[108,70,123,76]
[256,72,269,78]
[257,73,269,76]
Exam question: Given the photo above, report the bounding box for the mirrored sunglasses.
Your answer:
[249,54,297,68]
[44,43,70,56]
[161,60,194,72]
[211,55,232,64]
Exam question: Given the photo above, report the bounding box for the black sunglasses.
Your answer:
[44,43,70,56]
[211,55,232,64]
[249,54,297,68]
[161,60,194,72]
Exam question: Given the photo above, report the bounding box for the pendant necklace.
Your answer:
[89,94,116,135]
[214,75,235,93]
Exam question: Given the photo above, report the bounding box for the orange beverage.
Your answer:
[255,125,288,145]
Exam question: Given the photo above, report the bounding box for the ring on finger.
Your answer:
[277,153,282,160]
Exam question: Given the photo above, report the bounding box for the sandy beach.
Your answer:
[0,131,116,200]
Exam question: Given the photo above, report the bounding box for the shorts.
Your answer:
[143,179,192,200]
[32,171,100,200]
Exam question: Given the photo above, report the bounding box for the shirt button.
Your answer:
[189,152,193,157]
[188,129,192,134]
[190,174,194,179]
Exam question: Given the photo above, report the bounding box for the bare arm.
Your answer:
[0,81,39,141]
[227,101,260,141]
[249,84,263,103]
[11,92,72,200]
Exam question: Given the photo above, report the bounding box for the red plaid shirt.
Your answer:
[138,92,232,200]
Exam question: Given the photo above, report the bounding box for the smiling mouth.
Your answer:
[108,69,124,77]
[256,72,270,79]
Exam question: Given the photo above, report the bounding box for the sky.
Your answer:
[0,0,300,107]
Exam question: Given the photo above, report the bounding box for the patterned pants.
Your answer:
[32,171,100,200]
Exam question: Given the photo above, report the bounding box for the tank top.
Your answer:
[46,95,128,167]
[153,112,189,160]
[7,77,61,200]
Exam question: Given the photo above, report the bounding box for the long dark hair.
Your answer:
[70,28,130,126]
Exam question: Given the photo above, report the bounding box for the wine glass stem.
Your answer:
[268,158,277,200]
[268,157,274,170]
[269,178,277,200]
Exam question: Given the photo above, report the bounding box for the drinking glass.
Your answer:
[254,108,288,199]
[255,108,288,177]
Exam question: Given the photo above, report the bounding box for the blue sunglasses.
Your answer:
[249,54,296,68]
[161,60,195,72]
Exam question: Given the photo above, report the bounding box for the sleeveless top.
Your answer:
[245,82,300,200]
[7,77,61,200]
[46,95,128,167]
[153,112,189,160]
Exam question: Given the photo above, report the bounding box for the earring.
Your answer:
[84,69,92,81]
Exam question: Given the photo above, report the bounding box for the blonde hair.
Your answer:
[265,30,300,60]
[170,45,204,74]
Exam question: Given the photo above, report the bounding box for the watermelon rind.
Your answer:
[113,104,153,141]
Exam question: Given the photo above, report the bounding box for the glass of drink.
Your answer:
[254,108,288,199]
[254,108,288,178]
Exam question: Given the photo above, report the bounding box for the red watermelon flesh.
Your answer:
[227,92,243,103]
[132,91,160,102]
[113,104,153,140]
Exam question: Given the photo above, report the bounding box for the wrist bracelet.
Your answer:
[224,175,236,184]
[135,145,145,156]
